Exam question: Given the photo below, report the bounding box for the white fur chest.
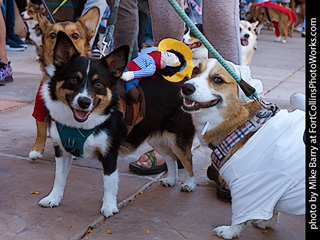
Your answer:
[192,109,224,145]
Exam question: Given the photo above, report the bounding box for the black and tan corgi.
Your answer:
[39,32,195,218]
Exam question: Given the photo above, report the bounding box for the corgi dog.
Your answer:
[240,20,258,66]
[247,2,295,43]
[38,31,196,218]
[181,59,305,239]
[183,24,208,66]
[21,0,46,48]
[28,7,100,161]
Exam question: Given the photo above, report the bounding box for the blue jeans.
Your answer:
[3,0,15,38]
[123,68,139,93]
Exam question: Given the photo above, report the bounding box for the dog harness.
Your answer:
[55,122,98,158]
[209,107,279,171]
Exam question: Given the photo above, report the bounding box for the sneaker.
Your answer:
[0,60,7,85]
[9,35,28,48]
[0,59,13,85]
[92,44,100,57]
[5,36,25,51]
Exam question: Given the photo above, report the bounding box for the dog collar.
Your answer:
[55,121,98,158]
[209,107,279,171]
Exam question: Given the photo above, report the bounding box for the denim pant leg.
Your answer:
[122,68,139,93]
[123,79,139,93]
[4,0,15,38]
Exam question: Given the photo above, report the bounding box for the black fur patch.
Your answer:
[124,76,194,150]
[54,145,63,158]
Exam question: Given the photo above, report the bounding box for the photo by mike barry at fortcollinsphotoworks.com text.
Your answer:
[306,10,319,239]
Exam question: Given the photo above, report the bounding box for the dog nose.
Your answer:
[181,83,196,95]
[78,96,92,109]
[244,33,250,39]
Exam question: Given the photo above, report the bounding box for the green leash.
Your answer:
[166,0,258,100]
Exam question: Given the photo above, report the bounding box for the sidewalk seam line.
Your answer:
[263,64,305,96]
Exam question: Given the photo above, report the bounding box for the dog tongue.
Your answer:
[74,109,91,121]
[241,39,249,46]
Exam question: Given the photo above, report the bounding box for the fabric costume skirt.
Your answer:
[220,109,305,225]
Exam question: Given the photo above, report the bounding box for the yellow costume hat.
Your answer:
[158,38,194,82]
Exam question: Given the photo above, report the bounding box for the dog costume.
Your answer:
[220,109,305,225]
[122,48,163,93]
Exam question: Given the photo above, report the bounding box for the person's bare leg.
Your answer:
[148,0,184,45]
[202,0,241,64]
[0,10,8,64]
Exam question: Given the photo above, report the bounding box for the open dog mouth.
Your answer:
[186,41,202,50]
[241,38,249,46]
[182,97,220,111]
[72,108,92,122]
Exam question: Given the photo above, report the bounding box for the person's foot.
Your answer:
[92,44,100,57]
[0,60,13,85]
[129,150,167,175]
[5,36,25,51]
[207,164,231,201]
[9,35,28,48]
[137,150,166,168]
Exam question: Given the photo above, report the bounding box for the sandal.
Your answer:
[129,150,167,175]
[207,164,231,201]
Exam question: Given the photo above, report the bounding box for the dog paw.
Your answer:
[274,36,281,42]
[101,204,119,218]
[213,225,242,239]
[252,215,278,230]
[38,195,61,208]
[281,39,287,44]
[160,177,176,187]
[181,177,196,192]
[29,150,43,160]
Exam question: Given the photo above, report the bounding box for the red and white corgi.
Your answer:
[240,20,258,66]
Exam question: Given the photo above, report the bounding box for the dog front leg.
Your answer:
[101,169,119,218]
[100,152,120,218]
[213,224,244,239]
[39,146,72,208]
[29,120,48,160]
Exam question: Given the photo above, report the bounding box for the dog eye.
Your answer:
[248,27,251,31]
[71,33,79,40]
[213,77,224,84]
[191,67,200,76]
[69,77,78,84]
[94,81,104,89]
[49,32,56,39]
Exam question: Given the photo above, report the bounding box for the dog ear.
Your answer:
[36,10,51,32]
[77,7,100,42]
[103,45,130,78]
[53,31,80,67]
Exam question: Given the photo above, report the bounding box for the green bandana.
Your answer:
[55,122,98,157]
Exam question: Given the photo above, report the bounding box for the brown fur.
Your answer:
[201,63,262,147]
[247,4,294,41]
[188,60,263,164]
[29,7,100,159]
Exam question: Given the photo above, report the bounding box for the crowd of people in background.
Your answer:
[0,0,306,86]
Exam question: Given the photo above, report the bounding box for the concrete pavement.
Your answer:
[0,29,305,240]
